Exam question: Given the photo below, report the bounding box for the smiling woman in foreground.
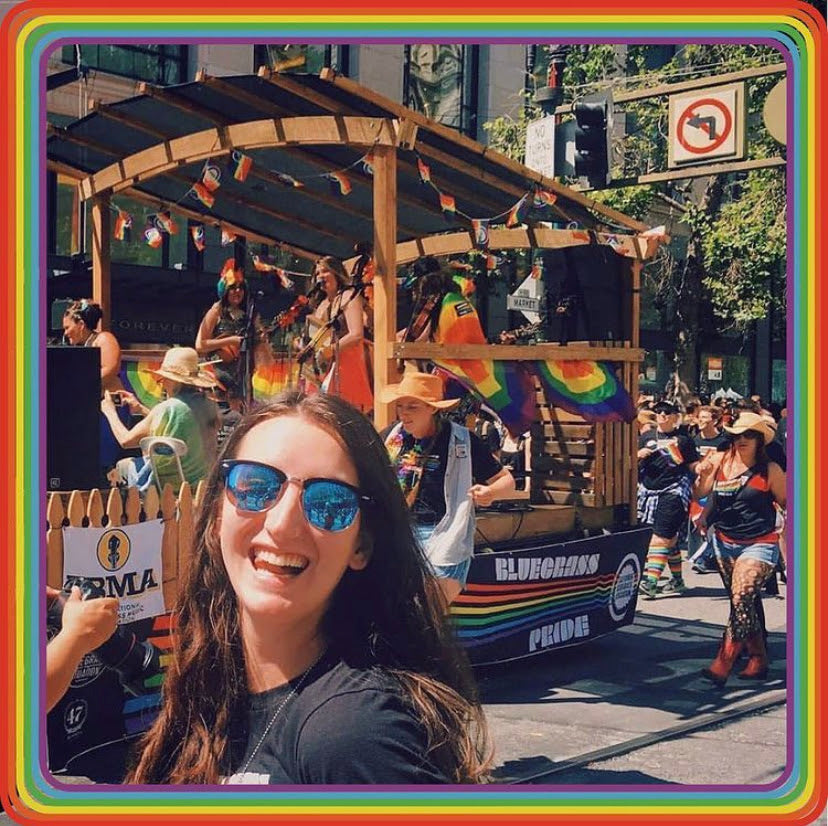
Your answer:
[126,391,489,785]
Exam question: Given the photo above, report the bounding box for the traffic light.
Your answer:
[573,99,611,187]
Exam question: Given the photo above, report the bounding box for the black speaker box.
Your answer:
[47,346,101,491]
[543,246,631,343]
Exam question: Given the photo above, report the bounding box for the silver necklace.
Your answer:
[239,649,327,776]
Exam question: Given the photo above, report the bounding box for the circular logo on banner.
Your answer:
[96,528,131,572]
[609,552,642,621]
[63,698,88,736]
[69,651,106,689]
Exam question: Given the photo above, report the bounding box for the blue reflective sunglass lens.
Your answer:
[226,464,284,512]
[303,480,360,532]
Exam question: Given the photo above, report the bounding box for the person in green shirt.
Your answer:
[102,347,219,490]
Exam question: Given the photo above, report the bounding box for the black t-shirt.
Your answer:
[694,429,727,458]
[638,429,699,490]
[382,421,502,524]
[225,657,451,785]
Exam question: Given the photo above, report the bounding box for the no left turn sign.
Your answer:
[668,82,745,167]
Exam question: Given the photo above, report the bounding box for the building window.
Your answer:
[253,44,328,74]
[404,44,479,137]
[61,45,187,85]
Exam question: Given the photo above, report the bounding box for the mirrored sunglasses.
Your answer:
[220,460,371,532]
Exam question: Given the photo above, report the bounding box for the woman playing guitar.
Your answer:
[299,255,373,414]
[196,261,269,407]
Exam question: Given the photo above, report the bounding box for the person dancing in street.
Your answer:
[637,400,701,599]
[126,391,489,784]
[694,411,786,686]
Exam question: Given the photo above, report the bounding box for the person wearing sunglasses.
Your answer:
[694,412,786,686]
[196,261,268,409]
[126,390,490,785]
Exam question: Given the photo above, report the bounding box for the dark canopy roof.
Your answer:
[47,68,647,263]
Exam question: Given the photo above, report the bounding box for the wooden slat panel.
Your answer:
[396,342,644,362]
[536,476,594,491]
[530,454,595,473]
[531,423,594,443]
[532,440,595,458]
[533,403,589,423]
[46,494,65,590]
[605,419,615,506]
[531,489,597,507]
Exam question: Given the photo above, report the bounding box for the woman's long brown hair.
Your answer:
[126,391,490,784]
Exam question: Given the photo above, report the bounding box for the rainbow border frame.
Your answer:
[0,1,824,823]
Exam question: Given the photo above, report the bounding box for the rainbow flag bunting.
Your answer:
[221,227,237,246]
[190,224,205,251]
[143,224,163,248]
[361,152,374,176]
[326,171,352,196]
[417,157,431,184]
[485,253,500,271]
[533,360,635,422]
[439,193,456,221]
[275,171,303,188]
[252,254,277,272]
[201,161,222,191]
[113,209,132,241]
[531,259,543,279]
[190,182,215,208]
[471,218,490,249]
[229,150,252,182]
[532,188,557,210]
[274,268,293,290]
[506,193,530,228]
[154,211,179,235]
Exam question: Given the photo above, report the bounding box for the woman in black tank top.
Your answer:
[693,412,786,686]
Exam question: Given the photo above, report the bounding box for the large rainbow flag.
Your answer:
[251,355,299,403]
[430,291,634,433]
[121,361,164,408]
[432,293,537,437]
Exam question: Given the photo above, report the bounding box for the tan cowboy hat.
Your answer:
[379,371,460,410]
[723,411,775,445]
[150,347,217,389]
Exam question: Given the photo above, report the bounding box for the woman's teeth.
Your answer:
[252,550,309,575]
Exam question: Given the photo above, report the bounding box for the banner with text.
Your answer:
[62,519,165,623]
[452,527,651,665]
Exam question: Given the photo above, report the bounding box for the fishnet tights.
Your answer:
[716,555,774,641]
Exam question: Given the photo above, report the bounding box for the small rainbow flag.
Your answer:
[122,360,164,407]
[252,254,278,273]
[113,209,132,241]
[326,171,352,196]
[533,188,557,209]
[440,192,456,221]
[154,211,179,235]
[143,225,163,248]
[361,152,374,176]
[252,358,299,403]
[221,227,236,246]
[417,157,431,184]
[471,218,490,249]
[190,182,215,208]
[190,224,205,251]
[662,440,685,466]
[533,360,635,422]
[485,253,500,271]
[229,150,252,182]
[201,161,222,191]
[506,193,530,228]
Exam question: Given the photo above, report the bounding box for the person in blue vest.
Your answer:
[380,371,515,606]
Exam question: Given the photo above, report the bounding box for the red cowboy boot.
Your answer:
[701,632,744,686]
[738,633,769,680]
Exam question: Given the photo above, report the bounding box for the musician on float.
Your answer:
[195,261,262,406]
[303,256,373,415]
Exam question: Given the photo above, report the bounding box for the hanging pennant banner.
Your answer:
[326,171,352,196]
[229,150,253,182]
[361,152,374,176]
[154,212,179,235]
[190,224,206,251]
[274,172,303,188]
[471,218,490,249]
[190,182,215,208]
[506,193,530,228]
[439,193,456,221]
[113,210,132,242]
[201,161,222,192]
[220,227,237,246]
[143,225,163,248]
[416,157,431,184]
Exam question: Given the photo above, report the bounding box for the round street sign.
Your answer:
[763,79,786,145]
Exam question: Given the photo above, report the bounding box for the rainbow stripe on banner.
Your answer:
[534,359,636,422]
[251,357,299,403]
[122,360,164,408]
[2,3,823,823]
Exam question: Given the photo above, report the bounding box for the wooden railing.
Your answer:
[46,482,204,609]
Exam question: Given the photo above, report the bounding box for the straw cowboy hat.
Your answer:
[150,347,217,388]
[379,371,460,410]
[723,411,776,445]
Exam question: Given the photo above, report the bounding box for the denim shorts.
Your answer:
[713,532,779,566]
[414,523,472,586]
